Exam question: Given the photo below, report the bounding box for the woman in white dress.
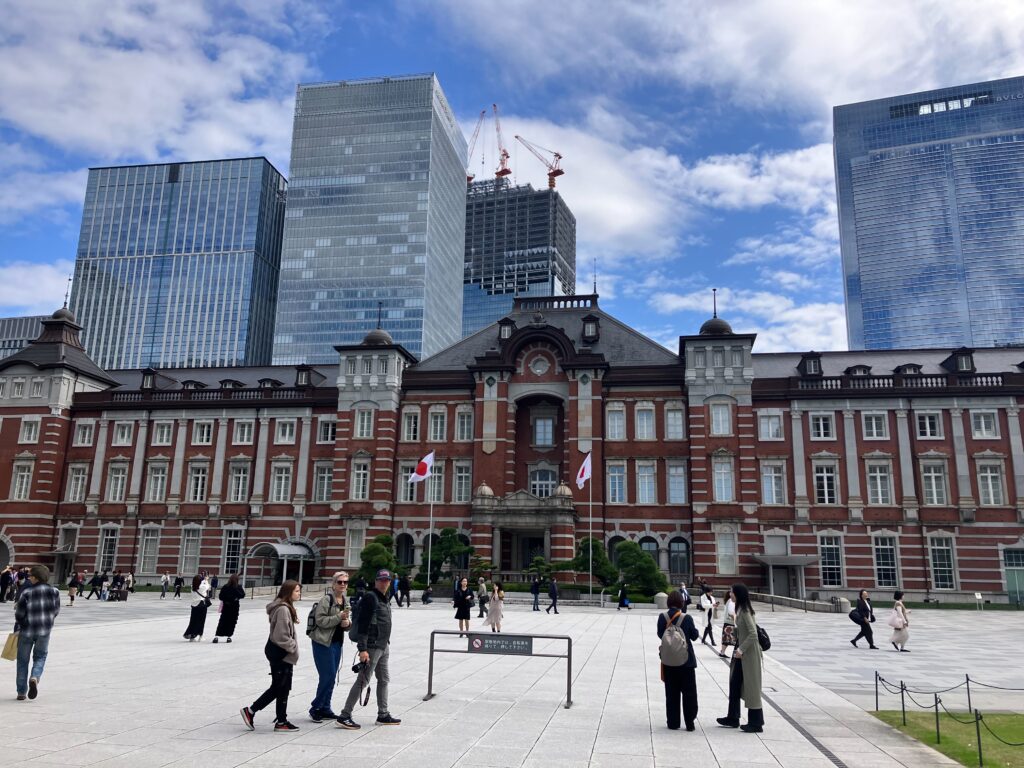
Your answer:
[718,589,737,658]
[484,581,504,632]
[889,590,910,652]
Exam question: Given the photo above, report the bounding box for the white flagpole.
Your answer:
[426,480,434,586]
[588,470,593,601]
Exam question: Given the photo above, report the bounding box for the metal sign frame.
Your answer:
[423,630,573,708]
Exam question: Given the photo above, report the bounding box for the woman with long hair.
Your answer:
[183,574,211,641]
[484,581,504,632]
[213,574,246,643]
[657,590,700,731]
[716,583,765,733]
[699,589,717,645]
[453,577,474,636]
[889,590,910,652]
[241,580,301,732]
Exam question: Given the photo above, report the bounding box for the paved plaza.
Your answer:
[2,594,1022,768]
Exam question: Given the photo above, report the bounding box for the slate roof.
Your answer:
[0,310,119,386]
[413,297,680,372]
[105,365,336,390]
[752,347,1024,378]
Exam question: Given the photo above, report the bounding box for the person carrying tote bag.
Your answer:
[717,583,765,733]
[888,590,910,652]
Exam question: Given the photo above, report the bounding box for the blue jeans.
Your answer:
[16,634,50,695]
[310,641,343,713]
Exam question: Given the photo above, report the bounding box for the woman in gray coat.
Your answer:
[716,583,764,733]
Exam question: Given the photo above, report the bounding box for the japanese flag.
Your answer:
[575,452,592,490]
[409,451,434,483]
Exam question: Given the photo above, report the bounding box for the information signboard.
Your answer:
[467,633,533,655]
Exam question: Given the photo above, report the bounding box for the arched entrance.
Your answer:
[0,536,12,570]
[242,541,317,587]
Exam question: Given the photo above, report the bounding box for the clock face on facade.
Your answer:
[529,356,550,376]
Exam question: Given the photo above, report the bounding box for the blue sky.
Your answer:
[3,1,1024,351]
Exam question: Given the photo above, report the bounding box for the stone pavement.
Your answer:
[1,593,1008,767]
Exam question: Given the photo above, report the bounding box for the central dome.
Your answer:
[699,316,733,335]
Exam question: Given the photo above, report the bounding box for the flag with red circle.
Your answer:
[409,451,434,483]
[575,452,592,490]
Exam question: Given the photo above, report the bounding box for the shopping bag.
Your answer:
[1,632,18,661]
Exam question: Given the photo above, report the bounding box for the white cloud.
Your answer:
[0,1,316,170]
[650,287,847,351]
[0,259,76,316]
[0,169,88,226]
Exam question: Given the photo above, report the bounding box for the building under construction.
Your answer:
[462,178,577,337]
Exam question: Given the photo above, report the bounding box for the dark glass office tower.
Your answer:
[69,158,286,368]
[462,179,576,337]
[0,316,46,360]
[835,76,1024,349]
[272,74,467,363]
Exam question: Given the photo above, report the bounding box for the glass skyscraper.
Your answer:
[0,316,46,360]
[835,76,1024,349]
[272,74,467,363]
[462,179,576,337]
[70,158,286,369]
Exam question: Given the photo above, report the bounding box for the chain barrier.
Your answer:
[937,697,980,726]
[979,714,1024,748]
[968,678,1024,691]
[903,688,936,709]
[877,674,966,695]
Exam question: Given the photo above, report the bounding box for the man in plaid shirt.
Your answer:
[13,565,61,701]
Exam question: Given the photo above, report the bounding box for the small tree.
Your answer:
[469,554,494,581]
[358,542,397,583]
[423,527,473,584]
[372,534,395,552]
[526,555,552,582]
[569,537,619,587]
[615,540,668,596]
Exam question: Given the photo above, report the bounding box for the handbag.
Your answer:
[2,632,18,662]
[886,608,905,629]
[756,625,771,652]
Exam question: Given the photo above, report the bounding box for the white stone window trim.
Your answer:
[759,459,788,506]
[811,458,841,505]
[151,421,174,446]
[915,411,944,440]
[970,409,1000,439]
[926,532,959,591]
[817,530,846,588]
[606,460,628,505]
[864,459,895,507]
[976,459,1007,507]
[809,412,836,441]
[111,421,134,446]
[454,407,474,442]
[73,420,96,447]
[192,420,214,446]
[756,409,785,441]
[919,460,949,507]
[870,530,903,589]
[861,411,890,441]
[274,418,297,445]
[18,416,41,444]
[664,401,686,441]
[605,402,627,441]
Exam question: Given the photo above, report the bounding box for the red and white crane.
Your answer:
[465,109,486,184]
[492,103,512,178]
[514,134,564,188]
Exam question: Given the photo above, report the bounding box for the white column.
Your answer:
[842,410,862,507]
[250,415,269,516]
[293,416,312,516]
[895,409,918,518]
[949,408,975,508]
[167,419,188,515]
[126,418,149,515]
[791,410,808,519]
[209,418,229,516]
[1005,406,1024,514]
[86,419,109,513]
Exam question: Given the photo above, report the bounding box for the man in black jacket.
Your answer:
[336,570,401,730]
[85,571,105,600]
[545,579,559,614]
[530,577,541,611]
[850,589,878,649]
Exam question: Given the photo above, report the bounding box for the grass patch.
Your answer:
[874,710,1024,767]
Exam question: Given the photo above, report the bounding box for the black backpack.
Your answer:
[306,593,335,637]
[348,592,378,644]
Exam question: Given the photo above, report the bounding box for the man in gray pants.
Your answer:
[335,569,401,729]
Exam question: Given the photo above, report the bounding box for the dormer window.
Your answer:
[181,380,206,390]
[941,348,975,373]
[581,314,600,343]
[258,378,282,389]
[694,350,706,367]
[297,370,310,386]
[142,373,154,390]
[846,365,870,377]
[799,353,823,377]
[957,354,973,372]
[498,318,516,340]
[897,364,921,376]
[346,358,356,375]
[219,379,244,389]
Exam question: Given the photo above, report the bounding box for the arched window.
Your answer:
[530,469,558,497]
[395,533,415,567]
[639,536,659,561]
[608,536,625,566]
[668,537,690,577]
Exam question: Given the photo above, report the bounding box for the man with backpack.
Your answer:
[307,571,352,723]
[335,569,401,730]
[657,590,700,731]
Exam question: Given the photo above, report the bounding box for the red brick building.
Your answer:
[2,298,1023,602]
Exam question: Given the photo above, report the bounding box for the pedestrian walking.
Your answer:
[718,589,736,658]
[335,569,402,730]
[476,576,489,618]
[453,577,474,636]
[308,571,351,722]
[483,582,504,632]
[545,579,559,614]
[240,580,302,732]
[183,575,211,641]
[0,566,13,603]
[173,574,184,599]
[700,590,717,645]
[530,577,541,611]
[210,575,219,591]
[888,590,910,652]
[680,580,692,610]
[13,565,61,701]
[849,589,878,649]
[85,571,103,600]
[66,572,82,606]
[390,575,401,607]
[717,583,765,733]
[657,590,699,731]
[398,574,411,607]
[160,572,170,599]
[126,571,135,594]
[617,582,631,611]
[213,574,246,643]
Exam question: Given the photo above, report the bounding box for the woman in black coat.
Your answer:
[850,589,878,649]
[617,583,631,611]
[657,590,700,731]
[453,577,474,636]
[213,574,246,643]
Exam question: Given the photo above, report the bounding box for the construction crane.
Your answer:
[465,109,486,184]
[514,135,564,188]
[492,103,512,178]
